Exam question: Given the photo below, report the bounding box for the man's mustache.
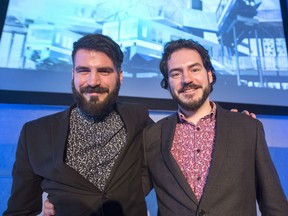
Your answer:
[80,86,109,94]
[178,83,201,93]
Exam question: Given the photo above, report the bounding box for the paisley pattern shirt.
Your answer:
[65,107,127,191]
[171,102,216,201]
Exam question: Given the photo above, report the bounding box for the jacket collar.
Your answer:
[200,104,230,203]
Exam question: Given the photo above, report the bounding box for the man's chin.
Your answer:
[87,96,102,104]
[81,101,108,118]
[180,94,200,103]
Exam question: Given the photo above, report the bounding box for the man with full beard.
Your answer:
[4,34,153,216]
[143,39,288,216]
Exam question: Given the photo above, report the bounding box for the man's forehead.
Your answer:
[75,49,103,56]
[75,49,110,60]
[168,50,203,67]
[89,50,97,56]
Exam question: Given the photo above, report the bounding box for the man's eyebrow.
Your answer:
[74,66,115,72]
[169,67,182,73]
[75,66,90,72]
[96,66,114,71]
[169,62,202,73]
[189,62,202,68]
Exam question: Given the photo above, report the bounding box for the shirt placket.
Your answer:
[193,124,203,200]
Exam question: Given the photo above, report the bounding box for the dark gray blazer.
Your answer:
[143,104,288,216]
[4,102,153,216]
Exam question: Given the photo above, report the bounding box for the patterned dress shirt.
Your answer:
[171,102,216,201]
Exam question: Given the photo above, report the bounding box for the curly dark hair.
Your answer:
[159,39,217,92]
[71,34,123,72]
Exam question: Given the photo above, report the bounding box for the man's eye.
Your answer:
[170,72,181,78]
[99,70,113,75]
[192,68,200,72]
[100,70,110,74]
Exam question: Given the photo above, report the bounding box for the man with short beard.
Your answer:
[4,34,153,216]
[143,39,288,216]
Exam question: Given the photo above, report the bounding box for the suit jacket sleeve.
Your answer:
[4,123,43,215]
[255,121,288,215]
[142,128,153,196]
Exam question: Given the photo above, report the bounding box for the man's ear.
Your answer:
[208,70,213,84]
[119,70,123,84]
[160,78,168,89]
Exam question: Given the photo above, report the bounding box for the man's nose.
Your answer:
[181,69,194,84]
[88,71,101,86]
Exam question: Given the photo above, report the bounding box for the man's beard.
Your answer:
[170,82,211,112]
[72,78,120,120]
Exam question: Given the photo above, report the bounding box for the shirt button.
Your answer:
[197,177,201,181]
[196,127,200,131]
[103,193,109,199]
[196,149,201,153]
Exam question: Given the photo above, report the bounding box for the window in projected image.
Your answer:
[0,0,287,107]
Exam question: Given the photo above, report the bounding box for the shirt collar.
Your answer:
[178,101,217,123]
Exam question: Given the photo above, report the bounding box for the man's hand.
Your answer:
[43,199,56,216]
[230,109,256,119]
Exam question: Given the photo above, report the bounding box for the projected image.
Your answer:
[0,0,287,107]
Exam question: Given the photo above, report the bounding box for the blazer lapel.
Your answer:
[200,105,230,201]
[102,103,139,189]
[161,114,199,204]
[51,106,100,191]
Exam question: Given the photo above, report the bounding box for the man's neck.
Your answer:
[179,99,212,124]
[76,106,115,123]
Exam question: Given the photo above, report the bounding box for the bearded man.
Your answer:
[143,39,288,216]
[4,34,153,216]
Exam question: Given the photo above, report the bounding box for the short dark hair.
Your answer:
[72,34,123,72]
[159,39,217,92]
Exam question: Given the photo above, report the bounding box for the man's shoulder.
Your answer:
[116,102,150,117]
[216,103,261,126]
[116,102,148,110]
[25,106,71,127]
[145,112,177,131]
[116,102,153,127]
